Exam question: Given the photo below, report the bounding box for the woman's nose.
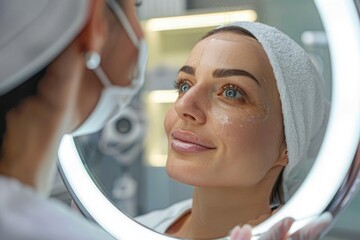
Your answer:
[174,86,207,124]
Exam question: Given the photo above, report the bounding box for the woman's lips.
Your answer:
[170,130,216,153]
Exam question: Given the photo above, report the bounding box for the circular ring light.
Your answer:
[58,0,360,239]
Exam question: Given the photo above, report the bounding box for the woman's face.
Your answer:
[76,0,143,128]
[164,32,286,188]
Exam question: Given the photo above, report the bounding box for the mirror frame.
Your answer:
[58,0,360,239]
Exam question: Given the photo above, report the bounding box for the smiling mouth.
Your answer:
[170,130,216,153]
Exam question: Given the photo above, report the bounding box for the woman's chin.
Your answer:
[166,161,204,186]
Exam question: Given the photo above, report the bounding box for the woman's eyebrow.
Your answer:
[213,69,261,87]
[178,65,195,76]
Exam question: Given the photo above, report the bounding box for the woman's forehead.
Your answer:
[185,32,273,78]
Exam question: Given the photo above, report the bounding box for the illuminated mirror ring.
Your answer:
[58,0,360,239]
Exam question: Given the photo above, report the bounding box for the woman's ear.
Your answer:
[76,0,108,54]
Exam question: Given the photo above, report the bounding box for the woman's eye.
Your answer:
[173,80,191,93]
[221,84,246,101]
[180,82,190,93]
[224,89,240,98]
[220,84,246,103]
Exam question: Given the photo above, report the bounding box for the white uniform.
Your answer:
[0,176,115,240]
[135,199,192,233]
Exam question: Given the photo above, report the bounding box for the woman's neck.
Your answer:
[166,165,284,239]
[172,185,274,239]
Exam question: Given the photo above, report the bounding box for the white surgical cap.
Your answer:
[0,0,90,95]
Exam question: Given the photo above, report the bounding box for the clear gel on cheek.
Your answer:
[212,110,224,134]
[212,109,235,136]
[211,105,270,139]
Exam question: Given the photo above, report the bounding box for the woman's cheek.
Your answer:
[164,106,176,136]
[211,108,246,138]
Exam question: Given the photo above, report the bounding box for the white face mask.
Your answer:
[72,0,148,136]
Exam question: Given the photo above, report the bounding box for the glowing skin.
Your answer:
[163,32,288,239]
[165,33,286,188]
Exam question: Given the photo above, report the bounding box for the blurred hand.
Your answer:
[229,224,253,240]
[230,212,332,240]
[290,212,333,240]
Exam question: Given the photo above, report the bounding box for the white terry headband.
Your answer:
[223,22,330,199]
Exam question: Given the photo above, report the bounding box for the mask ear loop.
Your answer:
[85,51,112,87]
[107,0,139,47]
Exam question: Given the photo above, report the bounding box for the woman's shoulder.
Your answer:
[135,199,192,233]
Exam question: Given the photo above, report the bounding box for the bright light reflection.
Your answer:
[59,135,172,239]
[145,10,257,32]
[147,154,168,167]
[147,90,178,103]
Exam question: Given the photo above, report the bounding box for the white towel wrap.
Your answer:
[223,22,330,199]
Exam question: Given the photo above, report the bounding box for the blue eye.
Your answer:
[179,82,190,93]
[224,89,238,98]
[222,85,244,100]
[173,80,191,93]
